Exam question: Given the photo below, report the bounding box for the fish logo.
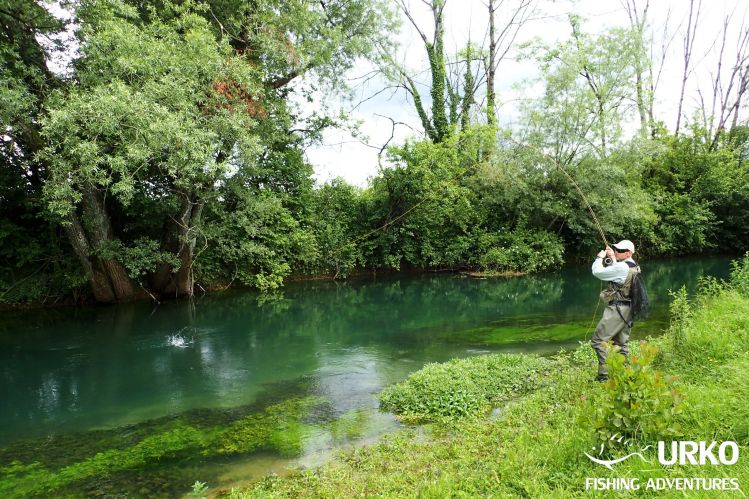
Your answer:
[585,433,651,470]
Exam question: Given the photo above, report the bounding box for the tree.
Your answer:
[698,10,749,149]
[42,1,246,301]
[675,0,701,136]
[485,0,535,126]
[522,17,641,161]
[0,1,80,303]
[623,0,654,137]
[393,0,451,142]
[40,0,397,302]
[389,0,535,140]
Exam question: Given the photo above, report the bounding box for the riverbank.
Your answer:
[3,253,741,312]
[228,256,749,497]
[0,266,479,311]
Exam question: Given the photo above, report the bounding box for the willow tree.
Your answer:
[41,0,396,302]
[522,17,641,162]
[42,2,251,301]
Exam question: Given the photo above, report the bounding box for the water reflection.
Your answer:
[0,257,732,446]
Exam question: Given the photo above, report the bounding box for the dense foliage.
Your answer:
[2,1,748,305]
[379,353,553,423]
[593,342,682,454]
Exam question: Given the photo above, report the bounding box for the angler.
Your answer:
[590,239,650,382]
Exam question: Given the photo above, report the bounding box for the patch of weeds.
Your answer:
[378,353,556,423]
[590,342,683,455]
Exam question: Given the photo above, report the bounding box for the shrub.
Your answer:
[477,228,564,274]
[592,342,682,454]
[730,251,749,297]
[379,354,552,423]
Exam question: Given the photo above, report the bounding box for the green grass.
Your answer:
[226,256,749,498]
[379,353,557,423]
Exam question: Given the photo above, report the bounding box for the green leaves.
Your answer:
[592,342,683,454]
[520,21,643,161]
[477,228,564,274]
[198,190,307,291]
[379,354,553,423]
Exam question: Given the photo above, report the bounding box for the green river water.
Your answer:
[0,257,732,497]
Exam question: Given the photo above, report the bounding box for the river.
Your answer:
[0,257,732,497]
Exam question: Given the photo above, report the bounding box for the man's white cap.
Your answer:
[612,239,635,254]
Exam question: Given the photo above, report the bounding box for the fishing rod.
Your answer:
[553,161,615,265]
[506,137,615,263]
[333,135,614,268]
[505,139,623,337]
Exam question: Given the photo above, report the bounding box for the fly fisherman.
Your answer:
[591,239,639,382]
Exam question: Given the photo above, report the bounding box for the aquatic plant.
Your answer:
[0,397,327,497]
[379,353,555,423]
[213,397,323,457]
[329,409,370,442]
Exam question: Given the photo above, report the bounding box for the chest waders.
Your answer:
[599,260,640,329]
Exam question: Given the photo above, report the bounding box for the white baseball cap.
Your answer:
[612,239,635,254]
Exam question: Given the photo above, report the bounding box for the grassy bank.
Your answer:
[229,256,749,498]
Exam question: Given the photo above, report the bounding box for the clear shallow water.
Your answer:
[0,257,732,495]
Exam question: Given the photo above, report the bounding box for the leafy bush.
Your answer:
[379,354,552,423]
[730,251,749,297]
[197,191,311,291]
[0,220,88,304]
[592,342,682,453]
[477,228,564,273]
[304,179,363,278]
[118,237,181,284]
[361,132,482,270]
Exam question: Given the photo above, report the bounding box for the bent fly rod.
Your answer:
[507,138,614,262]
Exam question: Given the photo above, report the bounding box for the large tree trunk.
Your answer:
[81,188,140,301]
[152,192,204,298]
[429,3,449,142]
[173,198,204,296]
[62,189,141,303]
[63,213,117,303]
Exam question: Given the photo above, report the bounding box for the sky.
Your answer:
[304,0,749,187]
[41,0,749,187]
